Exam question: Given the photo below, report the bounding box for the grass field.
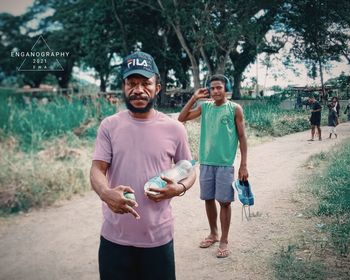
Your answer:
[273,139,350,280]
[0,88,344,215]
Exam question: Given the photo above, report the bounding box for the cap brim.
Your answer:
[123,69,155,79]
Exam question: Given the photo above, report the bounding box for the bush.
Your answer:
[243,102,310,136]
[0,136,92,215]
[0,90,117,151]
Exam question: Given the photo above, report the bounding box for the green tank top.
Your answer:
[199,101,239,166]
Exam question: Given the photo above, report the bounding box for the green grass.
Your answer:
[273,139,350,280]
[273,245,326,280]
[308,140,350,256]
[0,89,342,215]
[0,90,116,151]
[243,102,313,136]
[308,141,350,219]
[0,89,326,152]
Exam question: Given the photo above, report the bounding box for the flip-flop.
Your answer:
[307,139,314,141]
[216,247,230,258]
[199,237,218,248]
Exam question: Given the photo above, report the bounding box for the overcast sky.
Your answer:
[0,0,33,16]
[1,0,349,89]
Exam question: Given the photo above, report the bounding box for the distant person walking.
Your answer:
[344,99,350,121]
[308,94,322,141]
[327,103,338,139]
[331,96,340,117]
[295,94,302,109]
[178,74,249,258]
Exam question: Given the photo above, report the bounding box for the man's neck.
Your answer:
[214,98,227,106]
[129,108,156,120]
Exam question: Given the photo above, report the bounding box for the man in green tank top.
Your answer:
[178,74,249,258]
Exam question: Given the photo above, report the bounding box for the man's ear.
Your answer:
[156,83,161,95]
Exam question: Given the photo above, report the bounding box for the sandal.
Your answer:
[216,247,230,258]
[199,237,218,248]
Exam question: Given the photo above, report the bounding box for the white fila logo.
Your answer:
[127,58,149,68]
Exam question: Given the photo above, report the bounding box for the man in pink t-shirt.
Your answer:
[90,51,195,280]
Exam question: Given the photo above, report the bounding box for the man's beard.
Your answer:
[123,94,156,113]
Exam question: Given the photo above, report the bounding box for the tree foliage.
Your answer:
[0,0,349,101]
[282,0,350,101]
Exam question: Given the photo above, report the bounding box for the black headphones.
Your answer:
[205,74,233,92]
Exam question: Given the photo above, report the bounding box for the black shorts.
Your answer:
[99,236,176,280]
[310,117,321,126]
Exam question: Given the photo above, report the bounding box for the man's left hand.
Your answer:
[238,165,249,181]
[145,176,182,202]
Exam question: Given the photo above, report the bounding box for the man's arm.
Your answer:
[178,88,209,122]
[90,160,140,219]
[146,169,196,202]
[235,105,249,181]
[312,103,322,112]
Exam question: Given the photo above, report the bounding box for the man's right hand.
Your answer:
[193,88,210,101]
[100,186,140,219]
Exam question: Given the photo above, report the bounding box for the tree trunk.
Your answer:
[232,72,242,99]
[159,71,168,106]
[215,51,231,75]
[318,58,326,104]
[57,75,69,88]
[111,1,129,55]
[191,63,201,89]
[34,80,41,88]
[171,23,201,89]
[200,47,213,76]
[216,62,225,75]
[55,59,74,89]
[100,74,107,92]
[176,31,200,88]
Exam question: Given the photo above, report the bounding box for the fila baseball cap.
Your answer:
[122,51,159,79]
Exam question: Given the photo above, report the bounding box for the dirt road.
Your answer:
[1,123,350,280]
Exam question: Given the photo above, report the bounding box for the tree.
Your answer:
[325,72,350,98]
[153,0,286,98]
[283,0,350,102]
[0,13,49,87]
[79,0,123,92]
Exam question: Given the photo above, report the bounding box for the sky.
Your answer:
[0,0,33,16]
[1,0,349,89]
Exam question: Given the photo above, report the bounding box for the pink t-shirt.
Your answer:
[92,110,192,248]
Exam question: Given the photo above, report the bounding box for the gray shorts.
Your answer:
[199,164,235,202]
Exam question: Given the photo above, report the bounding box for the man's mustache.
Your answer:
[127,94,149,101]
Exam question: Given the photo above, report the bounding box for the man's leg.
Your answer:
[139,240,176,280]
[99,236,138,280]
[317,125,322,140]
[311,125,315,140]
[215,166,234,258]
[199,165,219,246]
[219,202,231,248]
[205,199,219,240]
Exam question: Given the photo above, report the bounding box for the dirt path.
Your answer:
[1,123,350,280]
